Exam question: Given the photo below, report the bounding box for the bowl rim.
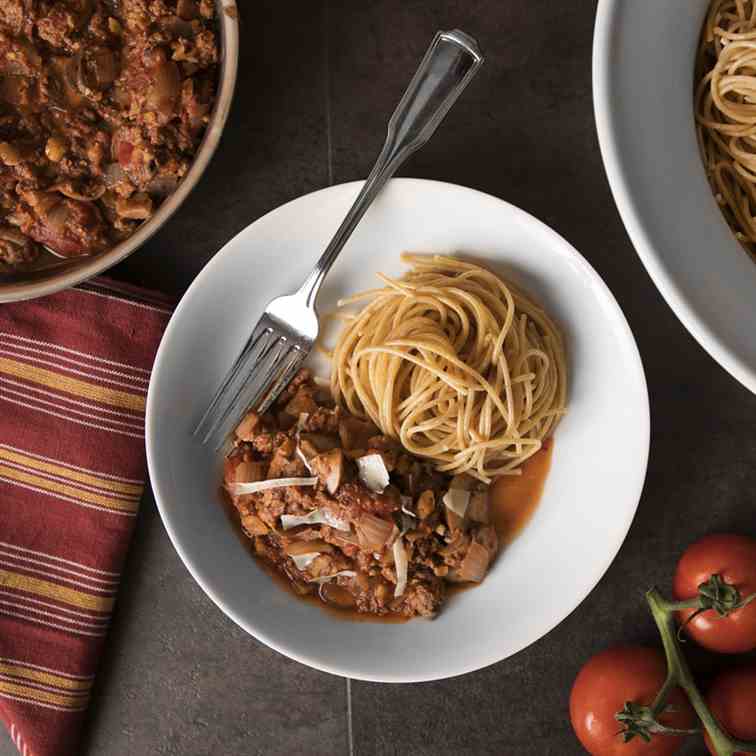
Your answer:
[146,177,650,682]
[593,0,756,394]
[0,0,240,304]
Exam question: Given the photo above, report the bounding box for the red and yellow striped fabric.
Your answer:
[0,277,172,756]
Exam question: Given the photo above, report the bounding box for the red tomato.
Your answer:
[704,664,756,755]
[673,534,756,653]
[570,646,695,756]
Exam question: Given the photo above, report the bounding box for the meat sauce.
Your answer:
[220,370,554,622]
[0,0,219,270]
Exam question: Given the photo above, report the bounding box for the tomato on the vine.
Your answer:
[673,534,756,653]
[704,664,756,756]
[569,646,695,756]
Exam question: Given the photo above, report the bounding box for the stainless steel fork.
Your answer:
[194,29,484,446]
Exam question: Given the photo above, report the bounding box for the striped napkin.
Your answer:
[0,277,172,756]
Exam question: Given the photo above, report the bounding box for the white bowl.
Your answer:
[146,179,649,682]
[594,0,756,393]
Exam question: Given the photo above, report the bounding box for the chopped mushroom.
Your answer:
[338,416,379,449]
[235,411,261,441]
[45,136,67,162]
[233,460,267,484]
[457,542,491,583]
[309,448,346,494]
[416,490,435,520]
[298,432,339,460]
[0,141,22,166]
[467,491,489,523]
[241,513,268,536]
[285,385,318,416]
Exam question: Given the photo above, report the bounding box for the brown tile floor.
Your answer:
[4,0,756,754]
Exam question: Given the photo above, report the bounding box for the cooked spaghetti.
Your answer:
[329,254,567,483]
[696,0,756,256]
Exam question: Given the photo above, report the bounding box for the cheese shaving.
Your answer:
[229,477,318,495]
[356,454,390,493]
[295,445,313,472]
[280,509,351,532]
[393,536,408,598]
[442,488,470,518]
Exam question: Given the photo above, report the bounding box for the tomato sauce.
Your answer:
[489,438,553,546]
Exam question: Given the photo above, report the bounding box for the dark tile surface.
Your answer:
[80,491,349,756]
[3,0,756,754]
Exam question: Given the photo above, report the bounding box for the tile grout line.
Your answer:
[323,0,334,186]
[346,677,355,756]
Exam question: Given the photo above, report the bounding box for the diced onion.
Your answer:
[442,488,470,518]
[280,508,351,532]
[393,536,408,598]
[332,530,361,548]
[355,513,395,550]
[356,454,390,493]
[230,477,317,495]
[309,570,356,585]
[284,540,332,556]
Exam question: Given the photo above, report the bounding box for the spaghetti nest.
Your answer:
[330,254,567,483]
[696,0,756,256]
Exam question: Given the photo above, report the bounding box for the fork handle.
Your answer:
[297,29,484,308]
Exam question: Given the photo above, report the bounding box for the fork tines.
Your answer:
[193,315,306,447]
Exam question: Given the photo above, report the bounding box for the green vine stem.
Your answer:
[645,587,756,756]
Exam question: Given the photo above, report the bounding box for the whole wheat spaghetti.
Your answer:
[696,0,756,256]
[329,254,567,483]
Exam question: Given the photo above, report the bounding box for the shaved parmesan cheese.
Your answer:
[290,553,319,570]
[310,570,356,585]
[229,477,318,495]
[280,509,351,532]
[296,445,313,472]
[356,454,390,493]
[393,536,408,598]
[442,488,470,518]
[296,413,310,431]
